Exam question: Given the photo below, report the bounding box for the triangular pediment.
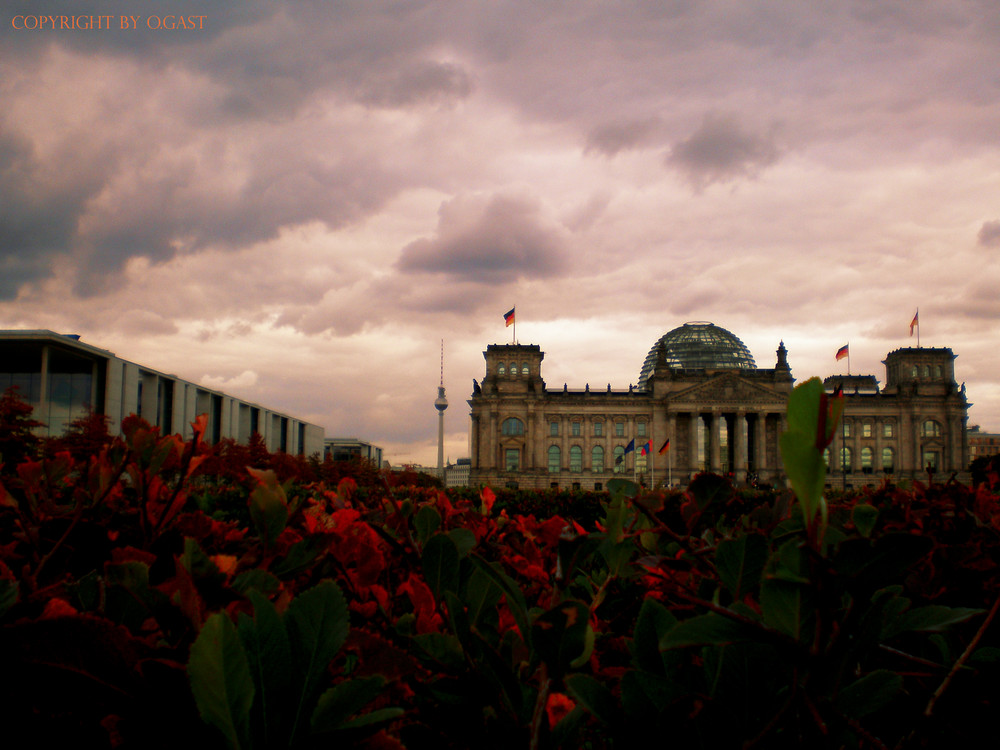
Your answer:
[667,372,787,405]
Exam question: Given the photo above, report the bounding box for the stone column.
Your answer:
[777,414,787,471]
[488,411,497,470]
[689,412,699,476]
[754,412,766,475]
[709,411,721,473]
[733,411,745,478]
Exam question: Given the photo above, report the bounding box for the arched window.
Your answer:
[823,448,830,469]
[636,452,647,472]
[861,447,873,473]
[911,366,919,378]
[613,446,625,473]
[591,445,604,473]
[882,447,894,472]
[935,365,942,378]
[548,445,561,473]
[570,445,583,472]
[501,417,524,436]
[840,446,852,472]
[921,420,940,437]
[498,362,506,376]
[521,362,529,375]
[923,365,931,378]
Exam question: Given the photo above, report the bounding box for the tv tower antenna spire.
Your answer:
[434,339,448,480]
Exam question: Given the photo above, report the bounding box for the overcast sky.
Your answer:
[2,0,999,465]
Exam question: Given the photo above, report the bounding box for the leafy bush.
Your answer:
[0,380,998,748]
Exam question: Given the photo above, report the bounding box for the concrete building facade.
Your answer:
[1,330,324,455]
[468,323,970,491]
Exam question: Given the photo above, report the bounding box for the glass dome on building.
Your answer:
[637,322,756,390]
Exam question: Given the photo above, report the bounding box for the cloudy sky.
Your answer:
[2,0,999,465]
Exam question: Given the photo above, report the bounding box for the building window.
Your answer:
[550,482,559,489]
[921,420,940,437]
[521,362,529,375]
[570,445,583,472]
[637,422,647,437]
[842,422,851,438]
[923,365,931,378]
[862,422,872,438]
[823,448,830,469]
[572,482,581,491]
[882,447,895,472]
[935,365,942,378]
[592,445,604,473]
[594,421,603,437]
[923,450,939,472]
[613,446,625,473]
[594,482,603,491]
[502,417,525,436]
[572,421,581,437]
[911,366,919,378]
[883,422,894,438]
[615,422,625,437]
[505,449,519,472]
[550,421,559,436]
[840,446,852,472]
[861,447,873,473]
[498,362,506,376]
[548,445,561,473]
[636,452,647,473]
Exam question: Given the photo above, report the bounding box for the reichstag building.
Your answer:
[467,322,970,490]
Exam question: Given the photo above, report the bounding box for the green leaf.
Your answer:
[780,377,830,530]
[531,600,591,677]
[248,469,289,548]
[412,632,466,669]
[422,533,460,600]
[448,527,477,557]
[631,596,677,675]
[0,578,19,620]
[837,670,902,719]
[470,554,530,645]
[715,534,768,600]
[414,505,441,545]
[606,477,639,499]
[240,590,293,747]
[660,613,753,650]
[285,580,350,742]
[852,503,879,538]
[232,569,281,597]
[188,612,254,750]
[566,673,618,726]
[311,675,388,734]
[897,605,984,633]
[760,578,813,641]
[462,565,503,629]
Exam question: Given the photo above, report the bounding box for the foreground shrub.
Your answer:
[0,382,997,748]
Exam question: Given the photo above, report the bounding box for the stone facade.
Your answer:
[467,325,970,491]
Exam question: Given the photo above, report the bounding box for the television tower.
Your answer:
[434,340,448,480]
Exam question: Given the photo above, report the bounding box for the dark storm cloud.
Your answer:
[977,220,1000,248]
[357,61,475,108]
[666,113,781,190]
[396,193,568,284]
[585,117,663,157]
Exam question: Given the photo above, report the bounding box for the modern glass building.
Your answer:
[0,330,324,455]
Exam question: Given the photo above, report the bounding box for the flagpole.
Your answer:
[848,343,851,376]
[650,424,655,490]
[916,308,920,348]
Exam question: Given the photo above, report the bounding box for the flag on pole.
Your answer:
[503,308,515,327]
[910,310,918,336]
[639,441,651,455]
[624,438,635,454]
[658,439,670,454]
[835,344,849,361]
